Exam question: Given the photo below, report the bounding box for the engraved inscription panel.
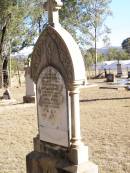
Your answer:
[37,66,69,147]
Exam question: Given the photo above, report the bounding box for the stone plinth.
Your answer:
[128,71,130,78]
[26,136,98,173]
[23,95,35,103]
[23,67,35,103]
[116,64,122,77]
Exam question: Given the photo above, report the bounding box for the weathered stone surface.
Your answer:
[3,89,11,99]
[23,67,35,103]
[23,96,35,103]
[62,162,98,173]
[26,151,98,173]
[25,67,35,96]
[117,63,122,77]
[26,151,69,173]
[68,145,88,165]
[37,66,69,147]
[31,25,86,88]
[26,152,58,173]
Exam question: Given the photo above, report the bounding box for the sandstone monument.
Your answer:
[23,66,35,103]
[26,0,98,172]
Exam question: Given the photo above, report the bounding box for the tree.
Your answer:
[107,48,129,61]
[122,37,130,54]
[86,0,112,76]
[60,0,112,75]
[0,0,45,55]
[60,0,87,42]
[8,0,45,53]
[0,0,16,59]
[0,0,45,87]
[0,0,17,86]
[84,47,104,69]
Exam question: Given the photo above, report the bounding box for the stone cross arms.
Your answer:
[44,0,63,26]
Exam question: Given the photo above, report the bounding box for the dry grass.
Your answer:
[80,80,130,173]
[0,78,130,173]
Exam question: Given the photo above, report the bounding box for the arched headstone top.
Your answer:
[31,25,86,88]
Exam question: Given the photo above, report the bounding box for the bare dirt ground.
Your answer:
[0,76,130,173]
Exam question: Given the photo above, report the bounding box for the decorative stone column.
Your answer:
[68,82,88,165]
[69,82,82,147]
[44,0,62,27]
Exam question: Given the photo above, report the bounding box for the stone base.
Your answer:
[26,151,69,173]
[23,96,35,103]
[26,151,98,173]
[68,145,89,165]
[116,73,122,78]
[61,162,98,173]
[3,89,11,99]
[27,137,98,173]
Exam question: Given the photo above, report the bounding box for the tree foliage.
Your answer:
[122,37,130,54]
[84,47,104,68]
[0,0,45,60]
[0,0,112,56]
[107,48,129,61]
[60,0,112,49]
[60,0,112,76]
[0,0,45,87]
[0,0,112,76]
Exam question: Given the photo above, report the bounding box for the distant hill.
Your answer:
[98,46,122,55]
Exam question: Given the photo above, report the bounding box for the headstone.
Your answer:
[26,1,98,173]
[2,89,11,99]
[106,73,114,82]
[23,67,35,103]
[128,71,130,78]
[116,63,122,77]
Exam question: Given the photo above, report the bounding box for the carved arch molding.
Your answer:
[31,26,74,87]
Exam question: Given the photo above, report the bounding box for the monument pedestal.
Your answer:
[27,151,98,173]
[62,162,98,173]
[23,67,35,103]
[26,136,98,173]
[68,145,89,165]
[23,95,35,103]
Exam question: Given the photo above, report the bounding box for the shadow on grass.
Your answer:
[80,97,130,102]
[0,101,35,107]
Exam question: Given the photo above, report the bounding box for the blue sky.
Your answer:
[98,0,130,48]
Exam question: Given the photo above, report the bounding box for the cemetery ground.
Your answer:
[0,74,130,173]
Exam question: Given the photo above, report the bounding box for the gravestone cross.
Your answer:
[26,0,98,173]
[44,0,62,26]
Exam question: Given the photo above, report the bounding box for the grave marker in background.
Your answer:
[26,0,98,173]
[23,66,35,103]
[116,63,122,77]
